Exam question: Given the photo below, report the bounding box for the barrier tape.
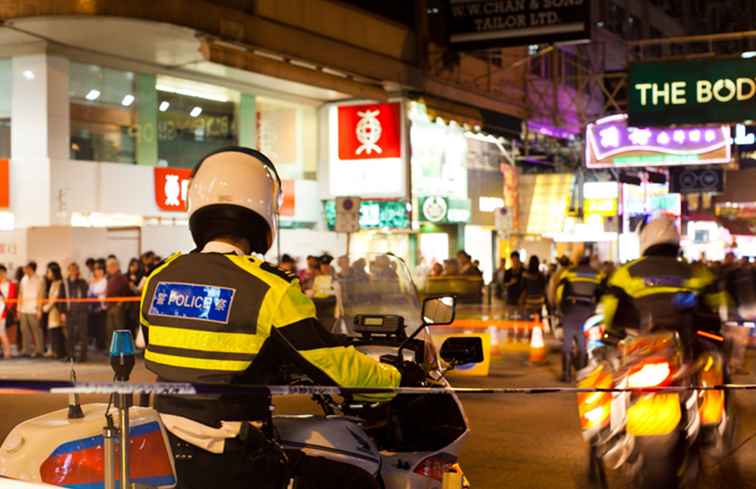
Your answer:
[0,296,140,305]
[0,380,755,396]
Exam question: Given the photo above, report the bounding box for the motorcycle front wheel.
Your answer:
[632,433,699,489]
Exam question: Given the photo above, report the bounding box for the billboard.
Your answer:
[585,114,731,168]
[629,57,756,125]
[448,0,590,49]
[328,101,406,198]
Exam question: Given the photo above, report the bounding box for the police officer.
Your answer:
[556,255,601,382]
[600,216,724,352]
[140,147,400,489]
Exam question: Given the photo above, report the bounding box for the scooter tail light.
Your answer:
[413,452,458,481]
[627,361,671,388]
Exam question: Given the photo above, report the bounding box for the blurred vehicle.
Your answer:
[577,295,734,489]
[0,254,482,489]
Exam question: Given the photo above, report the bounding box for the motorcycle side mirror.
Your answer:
[422,295,456,326]
[440,337,484,366]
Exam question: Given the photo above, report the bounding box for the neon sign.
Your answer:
[585,114,731,168]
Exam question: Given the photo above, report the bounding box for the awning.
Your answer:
[481,108,522,139]
[413,94,482,127]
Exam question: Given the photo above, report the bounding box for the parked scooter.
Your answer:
[0,254,483,489]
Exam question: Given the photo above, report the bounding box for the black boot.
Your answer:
[561,353,573,383]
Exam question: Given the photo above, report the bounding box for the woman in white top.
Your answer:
[43,262,65,359]
[88,261,108,351]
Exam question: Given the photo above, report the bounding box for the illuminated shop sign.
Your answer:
[323,200,409,230]
[449,0,590,49]
[629,57,756,125]
[329,102,405,198]
[420,196,471,224]
[585,114,730,168]
[584,198,618,217]
[154,167,193,212]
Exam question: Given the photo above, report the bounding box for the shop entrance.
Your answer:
[419,233,449,268]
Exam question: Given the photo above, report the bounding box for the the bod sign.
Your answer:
[629,57,756,126]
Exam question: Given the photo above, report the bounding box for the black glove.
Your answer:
[398,361,426,387]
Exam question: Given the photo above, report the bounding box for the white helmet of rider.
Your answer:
[188,146,282,253]
[638,215,680,255]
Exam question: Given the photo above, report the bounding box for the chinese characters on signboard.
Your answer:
[585,114,730,168]
[329,102,405,198]
[153,167,193,212]
[338,103,401,160]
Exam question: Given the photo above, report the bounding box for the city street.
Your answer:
[0,346,754,488]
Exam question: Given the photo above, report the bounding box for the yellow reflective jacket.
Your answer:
[556,264,602,311]
[600,254,724,343]
[140,251,400,425]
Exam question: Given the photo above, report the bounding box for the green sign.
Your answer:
[323,200,409,230]
[419,196,471,224]
[629,57,756,126]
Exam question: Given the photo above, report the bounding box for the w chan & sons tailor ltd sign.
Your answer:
[629,57,756,126]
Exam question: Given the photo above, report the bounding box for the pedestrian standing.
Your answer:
[18,261,44,357]
[105,257,130,344]
[88,261,108,351]
[523,255,547,320]
[43,262,66,359]
[64,262,89,362]
[0,265,17,359]
[84,258,96,281]
[503,252,525,319]
[126,258,143,337]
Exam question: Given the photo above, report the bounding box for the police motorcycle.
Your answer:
[0,253,483,489]
[576,293,734,489]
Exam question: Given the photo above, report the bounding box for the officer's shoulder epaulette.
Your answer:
[259,261,298,283]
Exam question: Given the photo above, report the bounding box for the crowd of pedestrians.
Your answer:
[0,251,163,362]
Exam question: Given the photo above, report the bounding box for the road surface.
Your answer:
[0,348,754,488]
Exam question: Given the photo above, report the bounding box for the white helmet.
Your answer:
[188,147,281,253]
[639,216,680,255]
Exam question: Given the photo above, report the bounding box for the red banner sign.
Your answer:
[0,159,9,209]
[154,167,193,212]
[338,102,401,160]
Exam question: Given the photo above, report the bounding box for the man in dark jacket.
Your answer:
[64,262,90,362]
[105,257,130,345]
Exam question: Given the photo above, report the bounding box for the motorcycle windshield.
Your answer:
[337,253,424,337]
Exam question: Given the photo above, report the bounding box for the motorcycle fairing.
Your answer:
[40,422,175,489]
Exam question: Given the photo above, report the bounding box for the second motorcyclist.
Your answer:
[600,216,725,353]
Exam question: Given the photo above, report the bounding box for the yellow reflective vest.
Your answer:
[140,251,400,425]
[600,255,724,343]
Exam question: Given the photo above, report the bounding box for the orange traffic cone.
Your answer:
[529,324,546,364]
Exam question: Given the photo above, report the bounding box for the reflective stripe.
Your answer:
[145,349,252,372]
[147,344,257,361]
[632,286,693,299]
[148,324,263,355]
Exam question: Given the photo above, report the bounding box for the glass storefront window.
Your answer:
[156,76,239,167]
[257,97,316,180]
[70,62,136,163]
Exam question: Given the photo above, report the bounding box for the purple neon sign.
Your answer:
[586,114,731,168]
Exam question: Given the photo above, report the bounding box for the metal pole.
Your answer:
[117,394,132,489]
[103,424,116,489]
